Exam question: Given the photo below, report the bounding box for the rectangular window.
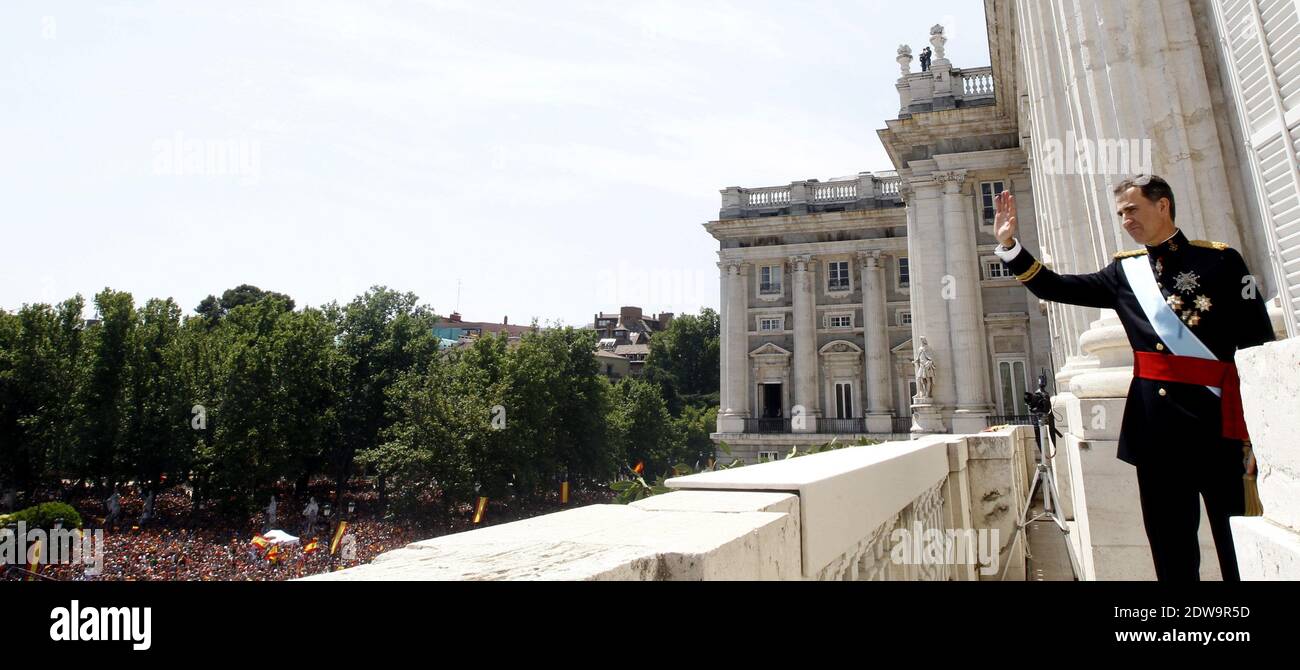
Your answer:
[900,311,912,325]
[758,450,781,463]
[897,257,910,288]
[759,265,782,294]
[835,382,854,419]
[981,181,1006,225]
[827,315,851,328]
[987,260,1011,279]
[827,261,850,291]
[759,317,782,332]
[998,359,1029,416]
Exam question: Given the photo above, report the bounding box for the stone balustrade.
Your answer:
[304,427,1032,581]
[896,64,997,115]
[959,67,996,98]
[719,172,903,219]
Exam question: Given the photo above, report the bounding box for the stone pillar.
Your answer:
[859,251,894,433]
[905,178,957,411]
[929,25,953,105]
[790,255,820,433]
[896,44,914,116]
[717,261,749,433]
[939,171,992,433]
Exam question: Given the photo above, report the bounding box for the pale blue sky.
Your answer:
[1,1,989,326]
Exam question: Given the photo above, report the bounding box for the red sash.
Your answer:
[1132,351,1248,441]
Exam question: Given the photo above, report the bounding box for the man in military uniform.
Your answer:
[992,174,1275,581]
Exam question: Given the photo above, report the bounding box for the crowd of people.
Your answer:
[6,481,614,581]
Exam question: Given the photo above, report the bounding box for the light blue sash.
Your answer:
[1120,256,1221,396]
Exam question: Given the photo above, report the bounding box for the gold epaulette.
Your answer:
[1190,239,1230,251]
[1113,249,1148,259]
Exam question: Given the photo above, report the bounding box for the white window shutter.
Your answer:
[1215,0,1300,336]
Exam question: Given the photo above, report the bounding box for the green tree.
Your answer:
[272,307,342,494]
[118,298,191,493]
[329,287,440,509]
[607,377,679,479]
[643,308,719,412]
[0,298,86,499]
[74,289,137,489]
[502,327,614,496]
[194,298,287,511]
[196,284,295,323]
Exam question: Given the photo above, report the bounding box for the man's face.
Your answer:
[1115,186,1173,245]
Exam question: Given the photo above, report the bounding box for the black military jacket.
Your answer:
[1001,229,1274,466]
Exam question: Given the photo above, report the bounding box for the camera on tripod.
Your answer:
[1023,369,1052,416]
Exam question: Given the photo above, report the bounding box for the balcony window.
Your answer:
[981,181,1006,226]
[759,265,782,295]
[897,257,910,288]
[827,261,850,291]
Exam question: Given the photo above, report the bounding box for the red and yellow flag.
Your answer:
[303,538,320,555]
[633,461,645,475]
[251,534,270,552]
[560,481,569,504]
[473,496,488,524]
[266,545,281,563]
[330,521,349,556]
[27,539,42,581]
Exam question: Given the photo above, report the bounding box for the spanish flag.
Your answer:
[560,481,570,504]
[266,545,281,563]
[330,521,348,556]
[303,538,320,555]
[473,496,488,524]
[27,539,42,580]
[633,461,645,475]
[251,534,270,552]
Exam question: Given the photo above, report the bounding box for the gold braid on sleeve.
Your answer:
[1016,260,1043,283]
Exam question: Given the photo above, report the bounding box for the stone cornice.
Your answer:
[718,238,909,262]
[703,208,906,241]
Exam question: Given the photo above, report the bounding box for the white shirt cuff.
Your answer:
[994,239,1022,263]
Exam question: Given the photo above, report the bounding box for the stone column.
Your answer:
[717,261,749,433]
[904,178,951,433]
[939,170,992,433]
[858,251,894,433]
[790,254,820,433]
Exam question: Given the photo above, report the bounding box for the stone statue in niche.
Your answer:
[912,336,936,401]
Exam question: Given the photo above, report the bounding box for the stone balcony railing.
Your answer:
[719,172,904,220]
[304,427,1033,581]
[896,64,997,116]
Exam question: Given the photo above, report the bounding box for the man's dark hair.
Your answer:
[1113,174,1176,221]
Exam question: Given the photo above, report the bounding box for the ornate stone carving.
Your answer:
[896,44,913,77]
[787,254,813,272]
[929,24,947,60]
[856,250,883,267]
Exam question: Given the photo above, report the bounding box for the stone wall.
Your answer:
[1232,337,1300,579]
[305,429,1032,581]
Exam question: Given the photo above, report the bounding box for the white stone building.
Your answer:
[708,22,1049,462]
